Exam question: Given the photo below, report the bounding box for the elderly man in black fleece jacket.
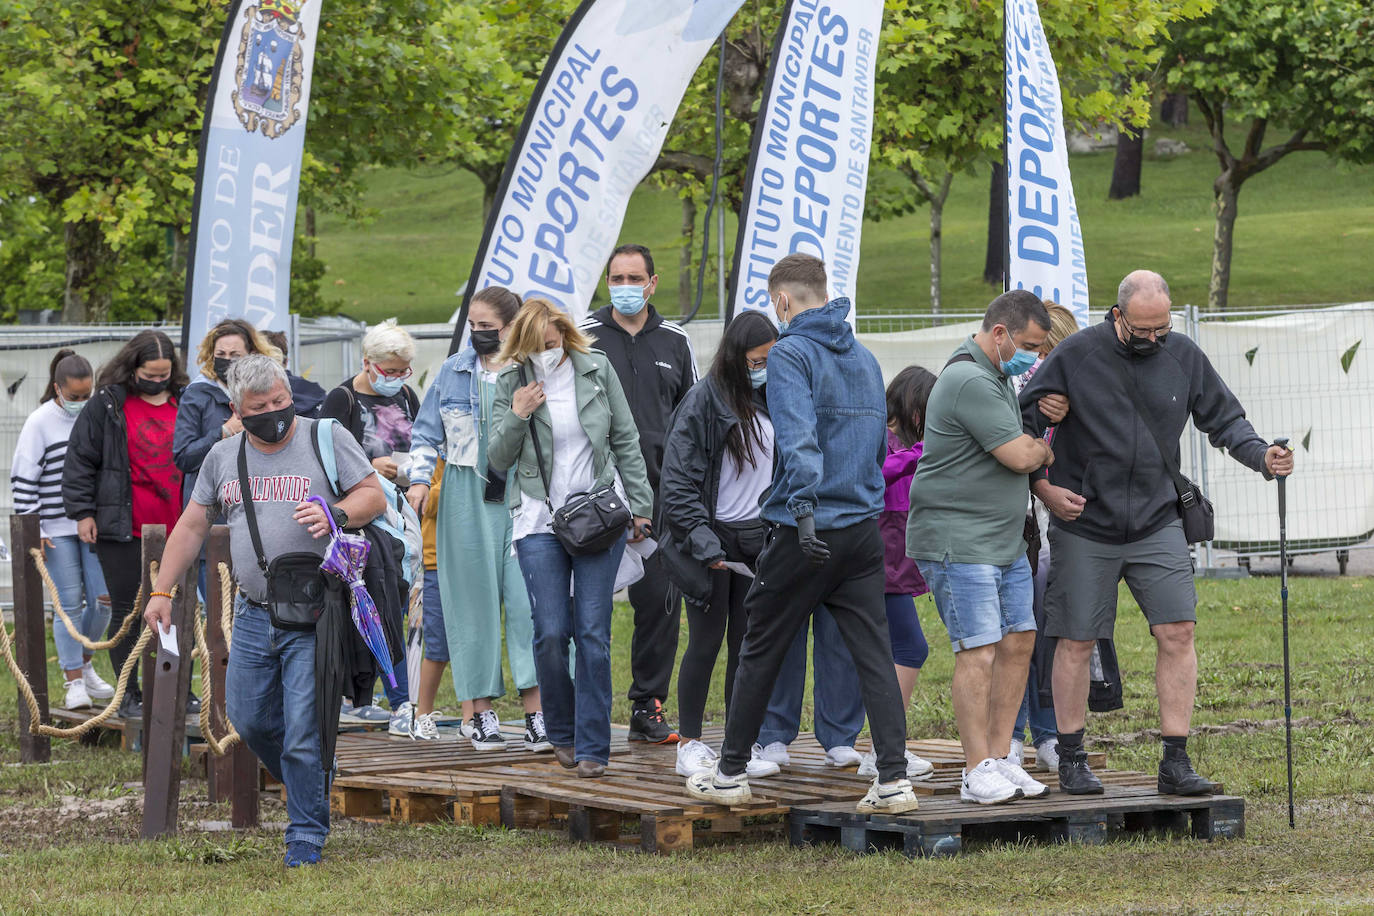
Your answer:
[1020,269,1294,797]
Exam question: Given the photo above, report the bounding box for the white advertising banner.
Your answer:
[1005,0,1088,326]
[451,0,746,349]
[182,0,323,353]
[728,0,884,324]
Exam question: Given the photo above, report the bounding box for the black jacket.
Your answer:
[63,385,137,542]
[289,371,327,418]
[173,377,233,505]
[658,377,767,605]
[579,305,697,492]
[1020,315,1270,544]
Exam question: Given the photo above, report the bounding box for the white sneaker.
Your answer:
[685,764,752,806]
[996,757,1050,798]
[825,745,863,768]
[458,717,478,741]
[675,739,718,777]
[63,678,92,710]
[755,741,790,767]
[960,758,1023,805]
[411,711,441,741]
[746,744,781,778]
[858,749,936,781]
[81,662,115,700]
[388,701,416,737]
[1008,737,1024,767]
[1034,739,1060,771]
[857,777,920,814]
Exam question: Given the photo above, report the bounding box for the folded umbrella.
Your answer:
[309,496,397,689]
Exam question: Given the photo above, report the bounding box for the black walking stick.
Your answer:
[1273,437,1295,828]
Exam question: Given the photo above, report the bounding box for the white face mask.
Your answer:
[533,347,564,375]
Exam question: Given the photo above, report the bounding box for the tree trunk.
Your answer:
[921,172,954,317]
[62,220,110,323]
[482,178,499,222]
[305,206,317,260]
[1108,128,1144,200]
[1160,92,1188,127]
[1208,179,1241,311]
[983,161,1006,286]
[678,196,697,315]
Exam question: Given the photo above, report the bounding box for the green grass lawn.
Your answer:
[316,118,1374,326]
[1,575,1372,912]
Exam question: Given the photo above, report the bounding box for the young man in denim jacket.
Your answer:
[685,254,918,815]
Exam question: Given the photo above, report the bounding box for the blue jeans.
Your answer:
[515,532,625,765]
[916,555,1036,653]
[44,536,110,672]
[226,597,328,849]
[757,607,865,750]
[1015,545,1057,746]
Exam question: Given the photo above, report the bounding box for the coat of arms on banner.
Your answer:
[231,1,308,139]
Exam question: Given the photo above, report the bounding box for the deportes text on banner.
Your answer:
[182,0,322,354]
[727,0,883,325]
[450,0,746,351]
[1005,0,1089,326]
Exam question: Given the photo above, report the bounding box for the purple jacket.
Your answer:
[880,430,927,596]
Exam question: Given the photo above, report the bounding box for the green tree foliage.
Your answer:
[871,0,1212,312]
[1162,0,1374,310]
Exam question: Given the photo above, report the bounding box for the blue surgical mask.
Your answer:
[996,334,1038,377]
[369,368,406,397]
[609,285,647,316]
[58,396,86,418]
[748,367,767,389]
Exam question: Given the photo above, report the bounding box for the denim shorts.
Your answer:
[421,569,447,662]
[914,554,1035,652]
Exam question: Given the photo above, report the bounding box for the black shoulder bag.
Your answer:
[237,436,330,630]
[1114,361,1215,544]
[520,363,631,555]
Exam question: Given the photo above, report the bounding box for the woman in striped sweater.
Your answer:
[10,350,114,709]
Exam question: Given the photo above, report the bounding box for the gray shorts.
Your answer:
[1045,520,1196,640]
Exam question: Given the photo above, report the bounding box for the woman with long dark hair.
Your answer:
[63,330,188,718]
[658,311,780,778]
[12,349,114,709]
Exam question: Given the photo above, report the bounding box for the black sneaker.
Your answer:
[1158,752,1219,796]
[186,692,201,716]
[628,699,679,744]
[524,711,552,753]
[469,710,506,750]
[118,691,142,720]
[1057,748,1104,795]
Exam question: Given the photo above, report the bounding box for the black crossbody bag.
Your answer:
[520,363,631,556]
[237,436,330,630]
[1114,361,1215,544]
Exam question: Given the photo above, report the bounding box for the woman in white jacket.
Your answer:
[11,349,114,709]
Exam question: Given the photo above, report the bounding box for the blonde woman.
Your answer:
[487,298,653,778]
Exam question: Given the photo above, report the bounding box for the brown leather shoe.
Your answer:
[553,746,577,769]
[577,760,606,779]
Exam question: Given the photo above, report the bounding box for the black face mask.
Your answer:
[134,376,171,395]
[213,356,236,380]
[241,404,295,443]
[1116,308,1164,358]
[470,329,502,356]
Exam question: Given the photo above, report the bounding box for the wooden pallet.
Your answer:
[47,705,212,752]
[789,785,1245,858]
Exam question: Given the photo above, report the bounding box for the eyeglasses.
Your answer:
[369,362,413,380]
[746,357,768,370]
[1117,310,1172,341]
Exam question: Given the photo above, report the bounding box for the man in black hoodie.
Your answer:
[579,243,697,743]
[1020,270,1294,797]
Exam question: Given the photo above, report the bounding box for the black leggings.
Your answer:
[94,539,145,696]
[676,520,766,740]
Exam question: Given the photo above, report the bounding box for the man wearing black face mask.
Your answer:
[1019,270,1295,798]
[143,354,385,867]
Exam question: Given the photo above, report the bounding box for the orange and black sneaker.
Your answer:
[629,699,679,744]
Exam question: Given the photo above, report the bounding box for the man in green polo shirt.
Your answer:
[907,289,1055,806]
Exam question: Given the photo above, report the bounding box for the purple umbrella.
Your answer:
[308,495,397,689]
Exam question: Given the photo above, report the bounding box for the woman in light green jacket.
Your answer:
[488,298,653,778]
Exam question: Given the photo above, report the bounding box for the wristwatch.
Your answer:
[330,505,349,530]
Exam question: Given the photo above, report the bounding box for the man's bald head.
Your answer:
[1117,270,1171,318]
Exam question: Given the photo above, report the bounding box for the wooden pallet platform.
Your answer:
[47,705,212,752]
[789,785,1245,858]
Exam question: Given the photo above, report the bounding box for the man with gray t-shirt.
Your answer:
[144,355,384,868]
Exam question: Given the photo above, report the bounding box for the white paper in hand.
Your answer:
[158,623,179,657]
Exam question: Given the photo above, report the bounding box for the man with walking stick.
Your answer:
[1019,270,1295,796]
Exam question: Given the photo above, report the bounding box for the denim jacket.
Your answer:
[409,346,482,486]
[760,297,886,530]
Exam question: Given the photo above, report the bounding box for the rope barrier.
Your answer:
[29,548,146,652]
[217,561,236,653]
[192,613,240,755]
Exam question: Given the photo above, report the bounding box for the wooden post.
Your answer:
[10,514,51,764]
[139,528,197,839]
[205,527,233,803]
[138,527,164,774]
